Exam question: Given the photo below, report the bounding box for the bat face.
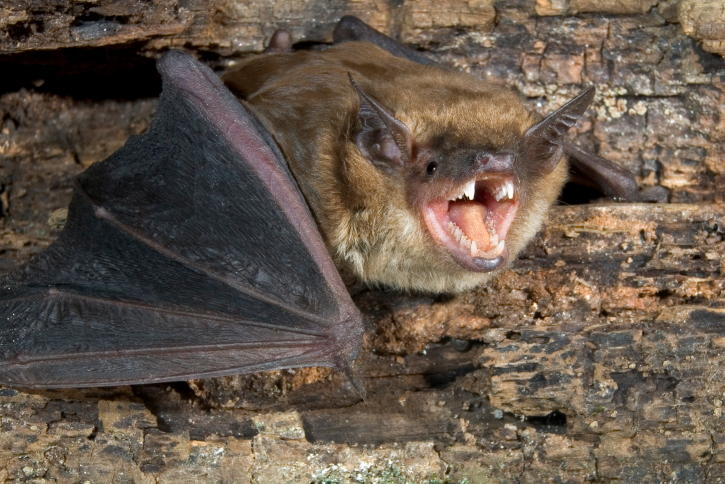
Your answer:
[412,142,532,273]
[224,42,593,293]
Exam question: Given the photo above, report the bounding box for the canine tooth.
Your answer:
[506,181,514,200]
[495,240,505,255]
[490,233,498,247]
[471,241,477,256]
[479,240,506,258]
[464,180,476,200]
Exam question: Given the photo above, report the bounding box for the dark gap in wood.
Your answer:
[70,12,131,28]
[0,44,160,100]
[525,410,567,434]
[558,181,609,205]
[290,40,331,52]
[424,362,478,389]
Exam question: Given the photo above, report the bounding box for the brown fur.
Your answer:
[223,42,568,293]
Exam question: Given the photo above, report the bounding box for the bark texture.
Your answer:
[1,0,725,482]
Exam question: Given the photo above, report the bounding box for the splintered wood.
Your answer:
[1,0,725,482]
[1,205,722,482]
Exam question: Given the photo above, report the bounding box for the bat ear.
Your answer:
[522,86,595,176]
[349,73,412,173]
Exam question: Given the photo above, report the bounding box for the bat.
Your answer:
[329,16,667,205]
[222,17,665,293]
[0,17,657,389]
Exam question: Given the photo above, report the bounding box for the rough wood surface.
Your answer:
[2,1,725,482]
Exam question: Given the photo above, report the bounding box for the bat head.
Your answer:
[226,42,594,293]
[346,74,594,291]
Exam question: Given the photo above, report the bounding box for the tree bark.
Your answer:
[1,1,724,482]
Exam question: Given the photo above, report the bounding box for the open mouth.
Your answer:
[421,175,519,272]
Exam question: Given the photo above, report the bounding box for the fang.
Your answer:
[506,181,514,199]
[464,180,476,200]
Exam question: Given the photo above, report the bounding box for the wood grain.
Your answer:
[1,0,724,481]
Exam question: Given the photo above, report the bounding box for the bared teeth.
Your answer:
[448,221,472,249]
[445,177,514,258]
[496,240,505,255]
[480,240,505,258]
[505,180,514,200]
[451,178,515,202]
[492,240,505,256]
[490,232,498,247]
[449,180,477,201]
[487,223,499,246]
[448,219,504,258]
[492,182,505,201]
[463,180,476,200]
[492,179,515,202]
[449,190,463,201]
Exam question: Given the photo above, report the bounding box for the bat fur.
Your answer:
[0,18,653,388]
[224,41,575,293]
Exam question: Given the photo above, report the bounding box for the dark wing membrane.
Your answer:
[0,51,363,388]
[564,143,668,202]
[333,16,437,66]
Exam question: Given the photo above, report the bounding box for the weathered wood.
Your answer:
[1,205,723,482]
[2,1,725,482]
[3,0,725,59]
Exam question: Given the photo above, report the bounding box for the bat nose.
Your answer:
[476,153,515,173]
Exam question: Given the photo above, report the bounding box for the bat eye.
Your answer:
[427,162,438,175]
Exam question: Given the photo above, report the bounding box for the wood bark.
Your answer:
[1,1,725,482]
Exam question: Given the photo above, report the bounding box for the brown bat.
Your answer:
[0,17,657,388]
[224,42,576,293]
[224,19,658,293]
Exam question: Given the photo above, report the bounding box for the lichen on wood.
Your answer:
[1,0,725,482]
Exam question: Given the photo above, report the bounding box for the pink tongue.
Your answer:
[449,201,489,248]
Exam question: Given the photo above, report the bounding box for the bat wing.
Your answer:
[0,51,363,388]
[333,16,668,203]
[563,143,668,202]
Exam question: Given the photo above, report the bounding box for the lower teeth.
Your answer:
[448,221,505,258]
